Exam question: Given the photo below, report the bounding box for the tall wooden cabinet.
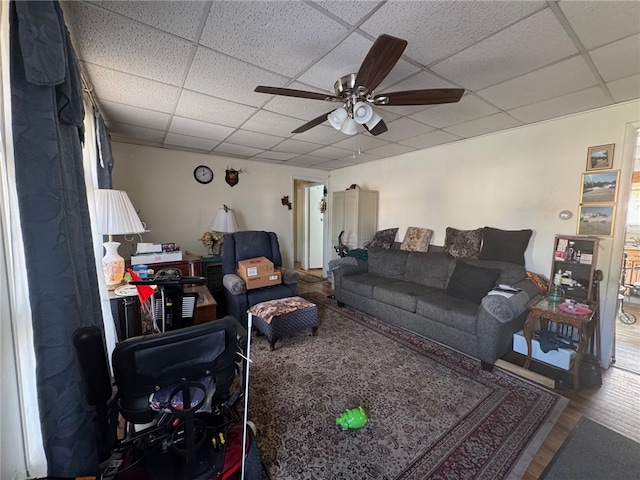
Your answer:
[332,189,378,253]
[550,234,600,302]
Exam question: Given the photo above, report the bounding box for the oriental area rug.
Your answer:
[247,292,567,480]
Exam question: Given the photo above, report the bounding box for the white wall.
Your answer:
[111,144,328,269]
[329,100,640,368]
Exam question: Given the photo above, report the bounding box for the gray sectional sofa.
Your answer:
[333,245,539,370]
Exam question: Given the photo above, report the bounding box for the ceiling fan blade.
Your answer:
[255,86,338,102]
[355,34,408,93]
[291,112,332,134]
[363,119,388,136]
[376,88,465,106]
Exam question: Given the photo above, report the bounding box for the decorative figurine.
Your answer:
[336,406,369,430]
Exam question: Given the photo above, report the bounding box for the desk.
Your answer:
[523,296,598,390]
[110,284,217,340]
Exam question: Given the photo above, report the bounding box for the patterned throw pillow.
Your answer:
[443,227,483,258]
[368,228,398,249]
[400,227,433,252]
[526,271,549,294]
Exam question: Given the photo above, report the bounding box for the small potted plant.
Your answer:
[200,231,222,256]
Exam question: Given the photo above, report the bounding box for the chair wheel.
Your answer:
[618,312,637,325]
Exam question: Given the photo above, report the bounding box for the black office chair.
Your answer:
[73,318,261,480]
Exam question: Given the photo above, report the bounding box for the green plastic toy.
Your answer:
[336,406,369,430]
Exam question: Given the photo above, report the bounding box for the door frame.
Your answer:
[292,175,329,275]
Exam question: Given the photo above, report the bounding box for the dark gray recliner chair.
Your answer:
[222,230,299,327]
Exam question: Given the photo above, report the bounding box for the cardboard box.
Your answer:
[238,257,274,278]
[513,330,575,370]
[131,251,183,265]
[241,269,282,290]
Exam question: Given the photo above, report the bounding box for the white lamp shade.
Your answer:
[353,102,373,125]
[210,207,238,233]
[95,189,145,235]
[341,117,358,135]
[365,110,382,130]
[328,107,348,130]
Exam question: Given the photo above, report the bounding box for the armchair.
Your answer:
[222,230,299,327]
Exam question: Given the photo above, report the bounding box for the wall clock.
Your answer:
[193,165,213,184]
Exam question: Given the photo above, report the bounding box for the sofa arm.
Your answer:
[223,273,246,295]
[281,268,299,284]
[481,291,529,323]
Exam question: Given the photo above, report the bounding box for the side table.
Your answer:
[523,296,599,390]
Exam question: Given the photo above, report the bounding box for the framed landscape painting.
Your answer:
[586,143,615,171]
[577,205,615,236]
[580,171,619,204]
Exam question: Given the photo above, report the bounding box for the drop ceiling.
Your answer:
[62,1,640,171]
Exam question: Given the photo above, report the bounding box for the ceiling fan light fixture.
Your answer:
[328,107,348,130]
[353,101,373,125]
[341,117,358,135]
[364,110,382,130]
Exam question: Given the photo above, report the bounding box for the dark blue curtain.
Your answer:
[10,1,104,476]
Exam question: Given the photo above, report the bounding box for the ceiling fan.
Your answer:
[255,34,464,137]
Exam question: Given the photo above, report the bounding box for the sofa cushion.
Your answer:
[479,227,532,265]
[341,273,393,298]
[416,292,479,334]
[446,260,501,304]
[369,228,398,249]
[459,258,527,285]
[400,227,433,252]
[403,251,453,289]
[443,227,483,258]
[368,247,409,279]
[372,281,440,312]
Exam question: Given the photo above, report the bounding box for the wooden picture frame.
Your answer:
[580,170,619,204]
[586,143,615,171]
[577,204,616,236]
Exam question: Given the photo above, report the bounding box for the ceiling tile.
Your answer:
[241,110,305,137]
[307,145,354,159]
[164,132,219,151]
[313,159,355,170]
[254,151,301,161]
[560,1,640,50]
[366,143,415,157]
[261,82,338,121]
[590,34,640,83]
[290,124,348,144]
[168,116,235,141]
[409,95,499,128]
[270,139,323,155]
[312,1,384,26]
[477,56,598,110]
[82,62,180,112]
[62,2,193,86]
[88,0,208,41]
[376,118,436,142]
[110,136,162,148]
[105,122,166,143]
[431,8,577,90]
[285,155,330,166]
[332,133,390,151]
[507,86,613,123]
[607,74,640,103]
[224,130,284,150]
[98,100,171,130]
[199,2,347,76]
[212,143,264,158]
[336,152,383,164]
[175,90,258,127]
[360,1,546,66]
[443,113,523,138]
[398,129,462,149]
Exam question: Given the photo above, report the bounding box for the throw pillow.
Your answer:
[446,260,501,304]
[400,227,433,252]
[368,228,398,249]
[479,227,533,265]
[526,271,549,295]
[443,227,483,258]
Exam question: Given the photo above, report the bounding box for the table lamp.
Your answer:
[95,189,146,289]
[210,204,237,255]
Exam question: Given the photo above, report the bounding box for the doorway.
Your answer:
[615,128,640,374]
[293,178,327,277]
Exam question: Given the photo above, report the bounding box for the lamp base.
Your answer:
[103,241,125,289]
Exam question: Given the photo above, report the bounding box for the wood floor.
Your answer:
[614,300,640,374]
[297,273,640,479]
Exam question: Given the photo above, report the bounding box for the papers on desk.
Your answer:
[487,284,522,298]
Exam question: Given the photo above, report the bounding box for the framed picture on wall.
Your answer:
[586,143,615,171]
[577,204,616,236]
[579,170,619,204]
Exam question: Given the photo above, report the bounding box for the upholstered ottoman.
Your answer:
[248,296,318,350]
